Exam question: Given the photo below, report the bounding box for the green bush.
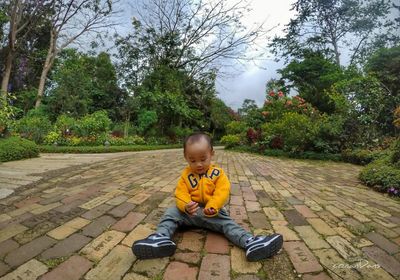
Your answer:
[108,135,146,145]
[12,112,52,144]
[111,122,137,137]
[340,149,386,165]
[146,136,171,145]
[0,136,39,162]
[39,144,180,153]
[167,126,192,142]
[221,134,241,148]
[55,114,76,135]
[76,111,111,137]
[226,121,247,135]
[262,112,315,152]
[312,114,344,153]
[44,131,62,145]
[391,139,400,168]
[359,157,400,191]
[0,93,18,137]
[137,110,158,135]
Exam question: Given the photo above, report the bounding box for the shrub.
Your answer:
[226,121,247,135]
[76,110,111,137]
[0,93,17,138]
[12,113,52,144]
[167,126,192,142]
[137,110,158,135]
[246,128,260,144]
[340,149,386,165]
[44,131,62,145]
[146,136,171,145]
[55,114,76,136]
[270,136,284,149]
[391,139,400,168]
[221,134,241,148]
[262,92,317,122]
[312,114,344,153]
[108,135,146,145]
[0,136,39,162]
[359,157,400,192]
[39,144,181,153]
[261,112,315,152]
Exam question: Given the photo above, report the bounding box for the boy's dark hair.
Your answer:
[183,132,213,154]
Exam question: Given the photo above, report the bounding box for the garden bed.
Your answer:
[39,144,181,153]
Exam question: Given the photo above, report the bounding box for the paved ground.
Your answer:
[0,149,399,280]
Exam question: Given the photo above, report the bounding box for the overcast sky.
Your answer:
[215,0,296,109]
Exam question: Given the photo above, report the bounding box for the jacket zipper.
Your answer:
[199,174,204,204]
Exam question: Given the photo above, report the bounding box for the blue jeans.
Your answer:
[156,206,252,248]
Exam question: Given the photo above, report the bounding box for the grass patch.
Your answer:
[38,144,181,153]
[42,257,68,269]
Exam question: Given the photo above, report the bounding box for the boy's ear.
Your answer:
[211,149,215,156]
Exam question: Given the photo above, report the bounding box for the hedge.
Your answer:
[0,137,39,162]
[359,157,400,192]
[39,144,181,153]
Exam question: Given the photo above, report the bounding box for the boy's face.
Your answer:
[184,138,214,174]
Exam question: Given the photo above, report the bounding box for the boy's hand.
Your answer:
[203,207,216,216]
[185,201,199,216]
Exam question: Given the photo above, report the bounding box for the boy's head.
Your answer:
[183,132,214,174]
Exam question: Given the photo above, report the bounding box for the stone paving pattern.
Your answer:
[0,149,400,279]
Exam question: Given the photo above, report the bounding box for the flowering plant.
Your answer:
[388,187,400,197]
[262,91,318,121]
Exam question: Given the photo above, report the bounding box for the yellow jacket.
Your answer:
[175,164,230,217]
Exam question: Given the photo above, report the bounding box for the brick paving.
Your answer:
[0,149,400,279]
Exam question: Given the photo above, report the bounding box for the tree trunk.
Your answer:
[1,0,19,97]
[1,51,13,97]
[332,39,341,66]
[35,31,56,108]
[124,111,130,137]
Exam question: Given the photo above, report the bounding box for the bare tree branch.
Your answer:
[35,0,121,107]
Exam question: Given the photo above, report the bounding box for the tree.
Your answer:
[266,78,287,95]
[366,46,400,99]
[271,0,396,66]
[116,0,268,89]
[35,0,118,108]
[278,50,344,113]
[45,49,126,120]
[238,99,263,129]
[1,0,49,96]
[363,46,400,134]
[238,99,258,117]
[135,65,204,134]
[209,97,234,139]
[45,49,93,119]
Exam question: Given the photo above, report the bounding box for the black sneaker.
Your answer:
[132,233,176,259]
[245,234,283,261]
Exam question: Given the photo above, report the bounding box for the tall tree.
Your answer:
[278,50,343,113]
[271,0,396,66]
[45,49,126,120]
[0,0,48,96]
[35,0,118,108]
[116,0,268,89]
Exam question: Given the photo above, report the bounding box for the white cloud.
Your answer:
[216,0,296,109]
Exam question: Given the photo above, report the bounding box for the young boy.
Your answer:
[132,132,283,261]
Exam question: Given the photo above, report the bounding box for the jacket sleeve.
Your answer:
[175,175,191,213]
[205,169,230,217]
